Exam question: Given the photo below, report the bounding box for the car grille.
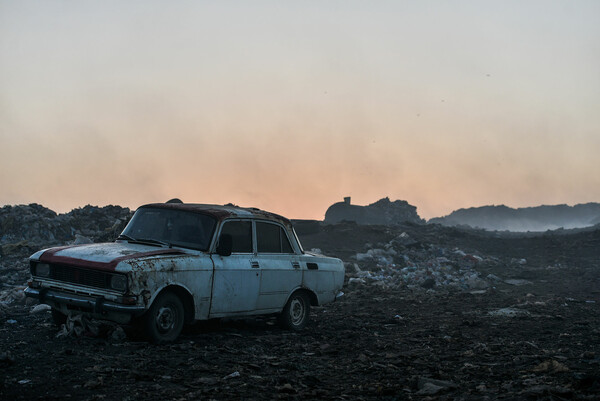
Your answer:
[50,265,110,289]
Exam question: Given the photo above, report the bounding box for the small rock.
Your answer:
[0,352,15,366]
[111,326,127,341]
[417,377,457,395]
[532,359,569,373]
[73,234,93,245]
[421,278,436,289]
[278,383,296,394]
[417,382,445,395]
[223,371,240,380]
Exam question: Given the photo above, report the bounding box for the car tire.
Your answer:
[142,292,184,344]
[279,292,310,330]
[51,308,67,326]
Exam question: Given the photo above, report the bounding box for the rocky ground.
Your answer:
[1,206,599,400]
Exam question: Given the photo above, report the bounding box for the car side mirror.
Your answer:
[216,234,233,257]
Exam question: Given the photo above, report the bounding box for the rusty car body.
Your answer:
[25,202,345,342]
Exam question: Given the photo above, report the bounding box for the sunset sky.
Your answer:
[1,1,599,220]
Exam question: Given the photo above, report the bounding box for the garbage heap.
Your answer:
[0,204,133,310]
[342,231,503,292]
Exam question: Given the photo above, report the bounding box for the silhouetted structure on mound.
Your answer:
[324,197,423,225]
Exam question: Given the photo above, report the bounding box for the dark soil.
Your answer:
[1,224,599,400]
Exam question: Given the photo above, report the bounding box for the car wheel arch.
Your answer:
[149,284,195,323]
[285,287,319,308]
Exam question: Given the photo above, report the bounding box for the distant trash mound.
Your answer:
[0,203,134,308]
[324,197,424,225]
[0,203,132,247]
[429,203,600,232]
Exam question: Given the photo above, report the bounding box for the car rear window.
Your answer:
[256,222,293,253]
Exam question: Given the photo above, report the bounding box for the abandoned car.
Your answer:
[25,202,345,342]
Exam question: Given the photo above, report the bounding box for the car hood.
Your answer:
[33,242,187,272]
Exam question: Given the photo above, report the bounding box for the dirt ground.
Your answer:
[1,224,599,400]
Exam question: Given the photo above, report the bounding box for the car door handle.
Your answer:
[292,262,300,269]
[307,262,318,270]
[251,261,260,268]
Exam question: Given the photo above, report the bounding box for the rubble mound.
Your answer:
[430,203,600,231]
[324,197,423,225]
[0,204,132,246]
[0,204,133,302]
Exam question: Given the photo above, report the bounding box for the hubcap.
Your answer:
[290,298,305,325]
[156,306,175,332]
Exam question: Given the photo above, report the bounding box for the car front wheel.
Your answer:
[279,292,310,330]
[142,292,184,344]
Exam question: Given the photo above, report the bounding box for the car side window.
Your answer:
[220,220,253,253]
[256,222,294,254]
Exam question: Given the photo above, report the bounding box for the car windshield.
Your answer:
[120,207,217,251]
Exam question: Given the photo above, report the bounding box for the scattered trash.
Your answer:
[521,385,573,397]
[488,308,530,318]
[348,240,502,292]
[30,304,51,314]
[504,279,533,286]
[56,313,99,338]
[223,371,240,380]
[6,319,17,324]
[18,379,31,385]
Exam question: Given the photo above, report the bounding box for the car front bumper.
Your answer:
[24,287,146,319]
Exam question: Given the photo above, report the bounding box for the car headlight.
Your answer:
[35,263,50,277]
[110,274,128,292]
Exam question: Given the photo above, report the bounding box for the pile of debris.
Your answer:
[0,204,132,246]
[0,204,132,311]
[343,231,505,292]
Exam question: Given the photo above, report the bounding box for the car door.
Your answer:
[255,221,302,311]
[210,219,260,315]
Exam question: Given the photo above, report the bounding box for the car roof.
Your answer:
[139,203,293,226]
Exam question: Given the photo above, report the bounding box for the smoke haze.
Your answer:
[1,1,599,219]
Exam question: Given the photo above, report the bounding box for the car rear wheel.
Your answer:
[142,292,184,344]
[279,292,310,330]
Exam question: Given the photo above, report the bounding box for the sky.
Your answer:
[1,1,599,220]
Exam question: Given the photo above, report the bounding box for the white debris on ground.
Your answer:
[30,304,51,314]
[56,313,100,338]
[346,232,506,291]
[487,307,531,317]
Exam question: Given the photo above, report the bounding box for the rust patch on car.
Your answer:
[39,248,186,271]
